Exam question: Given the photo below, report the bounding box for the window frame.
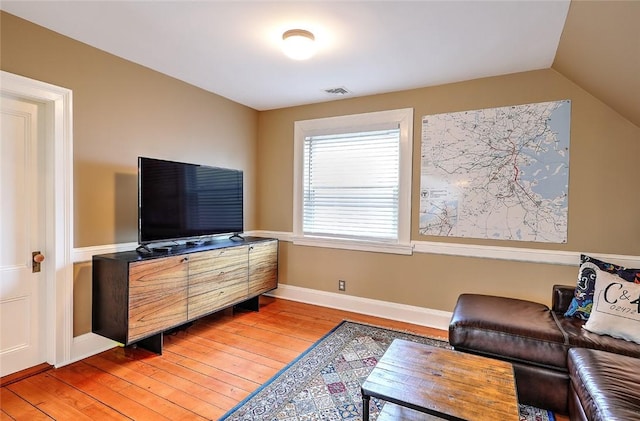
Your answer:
[293,108,414,255]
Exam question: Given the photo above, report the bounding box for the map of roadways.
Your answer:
[419,100,571,243]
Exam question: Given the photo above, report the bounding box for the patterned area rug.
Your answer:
[220,320,555,421]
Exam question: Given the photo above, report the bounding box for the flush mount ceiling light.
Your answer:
[282,29,316,60]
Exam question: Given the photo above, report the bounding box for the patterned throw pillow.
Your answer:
[564,254,640,320]
[583,268,640,344]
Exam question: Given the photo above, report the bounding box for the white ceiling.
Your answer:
[1,1,571,111]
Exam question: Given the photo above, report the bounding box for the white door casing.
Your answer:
[0,71,73,370]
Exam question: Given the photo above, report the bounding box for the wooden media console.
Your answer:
[92,237,278,354]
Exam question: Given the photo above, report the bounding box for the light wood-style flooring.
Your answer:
[0,296,568,420]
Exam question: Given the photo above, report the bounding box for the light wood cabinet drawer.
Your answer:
[128,256,188,342]
[188,246,248,319]
[248,240,278,296]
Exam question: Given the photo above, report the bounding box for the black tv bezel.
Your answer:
[137,157,244,246]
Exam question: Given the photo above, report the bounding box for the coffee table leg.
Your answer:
[362,393,370,420]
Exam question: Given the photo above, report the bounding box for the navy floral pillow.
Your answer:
[564,254,640,320]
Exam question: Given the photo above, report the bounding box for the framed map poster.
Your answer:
[419,100,571,243]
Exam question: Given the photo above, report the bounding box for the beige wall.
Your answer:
[3,11,639,337]
[1,12,259,246]
[1,12,259,335]
[258,69,640,312]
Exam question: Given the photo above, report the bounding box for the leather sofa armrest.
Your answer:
[552,284,575,313]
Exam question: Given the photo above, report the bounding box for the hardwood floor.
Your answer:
[1,297,568,420]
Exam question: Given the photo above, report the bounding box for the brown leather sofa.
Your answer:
[448,285,640,416]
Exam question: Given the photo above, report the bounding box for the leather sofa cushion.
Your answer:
[556,316,640,358]
[568,348,640,421]
[449,294,568,369]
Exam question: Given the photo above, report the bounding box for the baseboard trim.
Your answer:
[265,284,452,332]
[62,333,118,368]
[0,363,52,387]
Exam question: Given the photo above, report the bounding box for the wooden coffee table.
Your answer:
[361,339,519,420]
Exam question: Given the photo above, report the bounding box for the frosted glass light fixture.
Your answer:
[282,29,316,60]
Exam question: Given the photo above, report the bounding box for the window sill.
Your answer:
[292,236,413,255]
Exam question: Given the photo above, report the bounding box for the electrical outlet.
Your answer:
[338,279,346,291]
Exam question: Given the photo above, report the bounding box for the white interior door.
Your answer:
[0,94,47,376]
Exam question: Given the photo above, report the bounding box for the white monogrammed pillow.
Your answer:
[583,268,640,344]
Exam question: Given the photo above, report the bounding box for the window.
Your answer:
[293,108,413,254]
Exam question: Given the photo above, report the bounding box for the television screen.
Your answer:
[138,157,243,244]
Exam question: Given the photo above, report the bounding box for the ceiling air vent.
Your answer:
[324,86,351,96]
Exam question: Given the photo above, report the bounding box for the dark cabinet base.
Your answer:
[135,332,164,354]
[234,295,260,312]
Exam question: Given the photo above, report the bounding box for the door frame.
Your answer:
[1,70,73,368]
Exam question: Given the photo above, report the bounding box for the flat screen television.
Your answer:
[138,157,243,245]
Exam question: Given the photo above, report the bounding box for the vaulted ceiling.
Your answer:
[1,1,638,127]
[552,1,639,128]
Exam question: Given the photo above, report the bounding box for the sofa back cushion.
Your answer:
[556,315,640,358]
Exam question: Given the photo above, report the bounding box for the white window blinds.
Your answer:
[302,128,400,241]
